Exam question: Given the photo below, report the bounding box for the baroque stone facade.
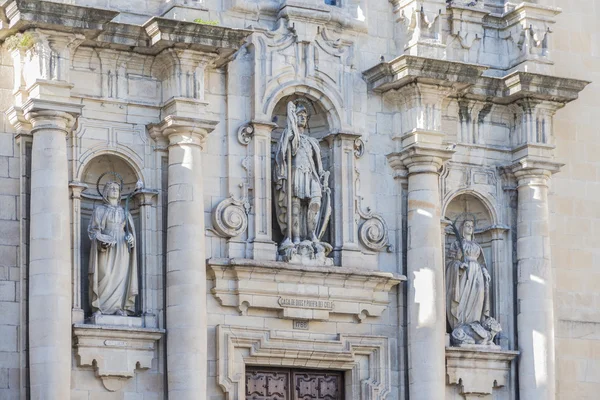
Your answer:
[0,0,596,399]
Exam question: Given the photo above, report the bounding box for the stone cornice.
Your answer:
[0,0,251,61]
[363,55,488,93]
[363,55,590,105]
[0,0,118,40]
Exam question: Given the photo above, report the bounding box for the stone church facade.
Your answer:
[0,0,597,399]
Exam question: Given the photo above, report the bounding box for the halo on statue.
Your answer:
[451,212,478,231]
[96,171,124,197]
[292,97,316,116]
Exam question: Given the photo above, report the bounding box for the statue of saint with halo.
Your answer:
[273,100,333,265]
[88,173,140,316]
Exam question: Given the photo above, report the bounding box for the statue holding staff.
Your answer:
[273,101,332,264]
[88,174,140,316]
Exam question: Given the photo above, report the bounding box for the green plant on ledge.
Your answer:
[5,32,35,51]
[193,18,219,26]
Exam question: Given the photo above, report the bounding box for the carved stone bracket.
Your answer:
[208,258,404,322]
[211,195,249,238]
[217,325,391,400]
[446,347,519,399]
[356,197,393,253]
[237,123,254,145]
[73,324,164,392]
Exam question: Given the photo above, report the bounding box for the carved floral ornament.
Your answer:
[211,195,249,238]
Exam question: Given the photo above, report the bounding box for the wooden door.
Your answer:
[245,368,343,400]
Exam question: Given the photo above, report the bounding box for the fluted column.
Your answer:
[26,106,79,399]
[512,160,560,400]
[389,144,453,400]
[150,116,215,399]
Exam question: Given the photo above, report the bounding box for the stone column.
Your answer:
[389,144,453,400]
[512,160,559,400]
[25,106,79,399]
[150,116,215,399]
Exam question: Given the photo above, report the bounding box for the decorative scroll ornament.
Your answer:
[354,138,365,158]
[357,198,393,252]
[237,123,254,145]
[212,195,249,238]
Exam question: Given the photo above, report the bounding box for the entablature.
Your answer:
[207,258,405,322]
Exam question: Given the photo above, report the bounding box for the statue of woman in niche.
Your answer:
[88,180,138,316]
[446,217,500,346]
[273,100,332,265]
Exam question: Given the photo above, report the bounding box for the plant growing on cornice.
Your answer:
[5,32,35,51]
[193,18,219,26]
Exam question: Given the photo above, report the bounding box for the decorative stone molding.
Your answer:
[217,325,391,400]
[446,347,519,399]
[236,123,254,145]
[207,258,404,321]
[73,324,164,392]
[356,198,393,253]
[148,115,218,150]
[211,195,249,238]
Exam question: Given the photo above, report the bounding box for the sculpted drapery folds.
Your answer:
[273,101,332,264]
[88,181,138,316]
[446,218,501,346]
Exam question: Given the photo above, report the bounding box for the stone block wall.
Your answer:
[547,0,600,398]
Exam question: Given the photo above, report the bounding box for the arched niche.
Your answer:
[269,95,334,248]
[76,154,143,319]
[443,192,505,338]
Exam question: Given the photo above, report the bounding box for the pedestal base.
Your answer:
[446,347,519,399]
[89,314,143,328]
[73,324,164,392]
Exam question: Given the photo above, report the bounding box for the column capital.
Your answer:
[22,98,82,134]
[388,143,455,175]
[148,115,218,149]
[509,157,563,187]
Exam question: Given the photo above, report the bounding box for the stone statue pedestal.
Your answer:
[277,240,334,267]
[89,314,143,328]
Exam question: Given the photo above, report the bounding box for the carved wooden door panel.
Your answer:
[292,371,343,400]
[246,369,290,400]
[245,368,343,400]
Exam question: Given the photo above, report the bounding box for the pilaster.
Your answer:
[324,132,363,267]
[245,121,278,261]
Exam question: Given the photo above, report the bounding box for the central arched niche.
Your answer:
[270,94,334,257]
[79,153,142,317]
[443,192,496,334]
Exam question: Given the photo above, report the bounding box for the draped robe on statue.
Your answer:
[446,239,490,330]
[88,203,138,315]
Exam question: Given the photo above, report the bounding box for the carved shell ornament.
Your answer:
[212,196,249,238]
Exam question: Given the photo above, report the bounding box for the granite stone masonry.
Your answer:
[0,1,596,399]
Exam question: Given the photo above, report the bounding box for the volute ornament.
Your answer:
[212,195,249,238]
[357,198,392,252]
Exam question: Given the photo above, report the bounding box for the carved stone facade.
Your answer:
[0,1,596,400]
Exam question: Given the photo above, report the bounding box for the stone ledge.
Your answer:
[72,324,164,392]
[363,55,590,104]
[446,346,519,398]
[207,257,405,322]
